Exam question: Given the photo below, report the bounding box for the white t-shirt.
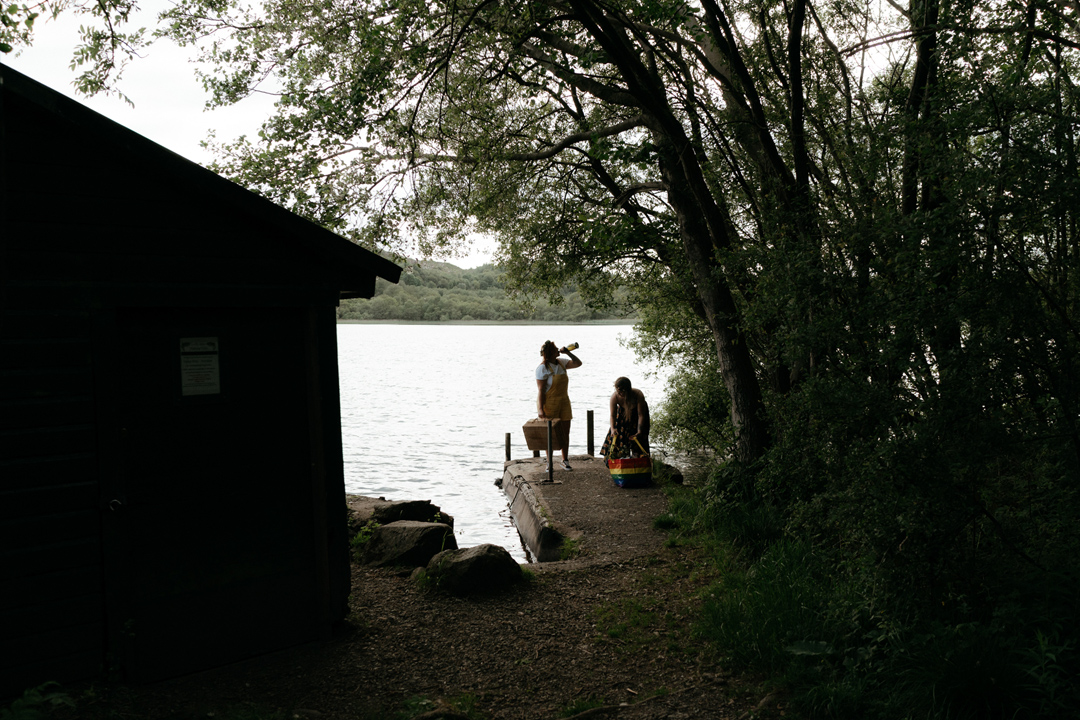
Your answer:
[535,360,567,390]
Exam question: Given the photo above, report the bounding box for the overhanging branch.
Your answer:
[504,115,647,161]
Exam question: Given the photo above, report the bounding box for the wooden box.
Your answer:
[522,418,563,451]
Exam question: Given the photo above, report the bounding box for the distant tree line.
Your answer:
[337,261,633,323]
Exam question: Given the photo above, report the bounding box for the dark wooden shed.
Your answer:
[0,64,401,697]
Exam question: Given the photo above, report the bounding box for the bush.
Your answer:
[651,354,732,458]
[698,540,841,675]
[2,683,74,720]
[658,456,1080,719]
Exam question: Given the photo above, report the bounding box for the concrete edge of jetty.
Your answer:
[501,454,669,565]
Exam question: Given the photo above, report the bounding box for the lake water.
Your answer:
[337,323,668,561]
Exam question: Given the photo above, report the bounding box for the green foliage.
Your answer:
[350,521,380,563]
[1017,628,1079,717]
[3,0,146,104]
[656,466,1080,719]
[558,696,605,717]
[410,566,433,591]
[357,693,485,720]
[393,696,437,720]
[648,457,684,487]
[412,544,468,594]
[628,281,734,459]
[191,703,290,720]
[443,693,484,720]
[1,683,73,720]
[0,2,38,54]
[557,537,580,561]
[594,598,656,641]
[698,540,841,676]
[650,356,732,459]
[337,261,634,323]
[651,513,678,531]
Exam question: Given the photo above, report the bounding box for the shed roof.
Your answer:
[0,63,402,297]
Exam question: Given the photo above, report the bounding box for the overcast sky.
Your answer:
[4,5,494,267]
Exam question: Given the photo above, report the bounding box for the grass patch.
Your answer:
[2,683,74,720]
[697,539,836,674]
[203,703,291,719]
[558,695,605,717]
[350,521,380,563]
[652,513,679,530]
[594,597,658,640]
[558,537,581,560]
[591,563,700,658]
[383,694,483,720]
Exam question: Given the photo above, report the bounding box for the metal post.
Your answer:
[546,419,554,482]
[587,409,594,456]
[505,432,511,462]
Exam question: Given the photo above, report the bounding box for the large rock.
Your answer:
[422,544,523,596]
[346,495,454,534]
[654,459,684,485]
[361,520,457,568]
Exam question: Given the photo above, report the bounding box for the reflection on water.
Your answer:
[337,323,668,562]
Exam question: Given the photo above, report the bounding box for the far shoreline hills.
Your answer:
[337,319,634,325]
[338,260,635,324]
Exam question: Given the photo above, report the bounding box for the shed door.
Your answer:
[107,307,318,682]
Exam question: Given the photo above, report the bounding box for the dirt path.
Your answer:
[62,458,768,719]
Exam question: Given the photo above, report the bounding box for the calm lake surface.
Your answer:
[337,323,669,561]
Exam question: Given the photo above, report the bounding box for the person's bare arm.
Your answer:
[561,348,582,369]
[537,378,548,418]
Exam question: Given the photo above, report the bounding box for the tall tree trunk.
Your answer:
[570,0,771,464]
[656,141,770,464]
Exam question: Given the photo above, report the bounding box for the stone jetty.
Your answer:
[347,454,680,572]
[500,454,674,564]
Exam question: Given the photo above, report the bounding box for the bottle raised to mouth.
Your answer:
[564,342,579,352]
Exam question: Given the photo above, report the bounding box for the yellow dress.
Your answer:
[541,363,572,420]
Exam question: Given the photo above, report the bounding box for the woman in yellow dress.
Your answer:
[535,340,582,470]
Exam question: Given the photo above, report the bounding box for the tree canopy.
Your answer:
[23,0,1080,465]
[142,0,1080,469]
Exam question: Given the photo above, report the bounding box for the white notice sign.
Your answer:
[180,336,221,396]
